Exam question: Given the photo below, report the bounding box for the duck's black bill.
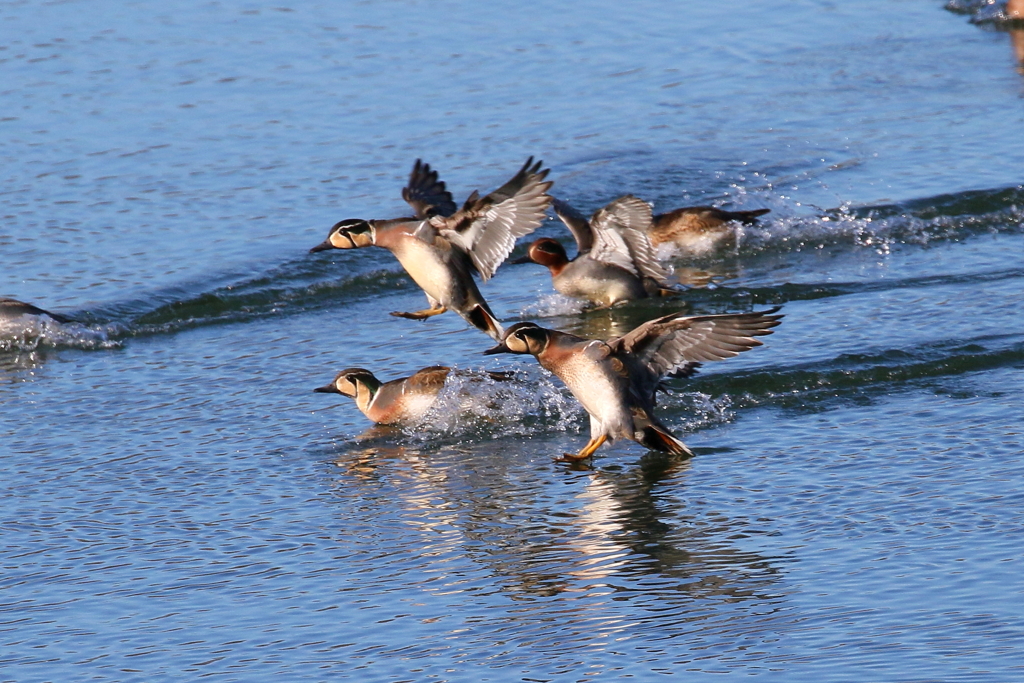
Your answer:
[482,343,509,355]
[313,384,341,393]
[509,255,532,265]
[310,240,333,253]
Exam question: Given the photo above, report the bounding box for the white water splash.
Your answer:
[515,293,588,319]
[405,367,585,441]
[657,199,1023,263]
[662,391,736,433]
[402,366,738,444]
[0,316,119,352]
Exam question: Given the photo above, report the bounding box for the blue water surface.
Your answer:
[2,0,1024,681]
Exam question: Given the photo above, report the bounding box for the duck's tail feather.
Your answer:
[467,305,504,342]
[639,424,694,457]
[642,276,684,298]
[728,208,771,225]
[484,370,517,382]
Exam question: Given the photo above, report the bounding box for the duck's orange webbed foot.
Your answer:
[390,305,447,320]
[558,435,608,463]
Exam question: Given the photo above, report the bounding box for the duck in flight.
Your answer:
[311,158,552,341]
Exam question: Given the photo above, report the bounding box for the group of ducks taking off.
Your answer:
[310,157,783,463]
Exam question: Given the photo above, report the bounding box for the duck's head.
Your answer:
[310,219,374,252]
[314,368,381,398]
[483,322,550,356]
[511,238,569,269]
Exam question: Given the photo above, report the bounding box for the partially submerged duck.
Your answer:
[515,195,675,307]
[0,298,73,324]
[314,365,511,426]
[484,307,783,461]
[648,206,771,255]
[311,158,552,341]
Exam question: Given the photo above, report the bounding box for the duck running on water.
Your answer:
[515,195,676,308]
[484,307,783,462]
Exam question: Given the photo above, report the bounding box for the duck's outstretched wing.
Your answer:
[602,195,670,284]
[588,201,639,276]
[612,308,783,394]
[402,160,457,219]
[433,157,553,282]
[589,195,670,284]
[551,197,594,255]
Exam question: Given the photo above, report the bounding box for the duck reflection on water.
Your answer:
[1009,0,1024,66]
[326,438,783,609]
[957,0,1024,69]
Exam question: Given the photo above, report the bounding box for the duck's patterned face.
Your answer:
[314,368,377,398]
[332,220,374,249]
[311,219,374,252]
[484,322,548,356]
[336,368,378,397]
[331,373,359,397]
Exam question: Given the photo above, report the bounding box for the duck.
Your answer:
[0,298,73,324]
[514,195,675,307]
[647,206,771,255]
[314,365,511,426]
[1006,0,1024,65]
[311,158,552,341]
[484,307,783,461]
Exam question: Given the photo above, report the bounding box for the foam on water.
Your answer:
[658,390,736,435]
[655,184,1024,262]
[514,292,589,319]
[407,368,585,441]
[0,315,118,353]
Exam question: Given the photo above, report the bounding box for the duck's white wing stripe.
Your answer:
[592,195,669,283]
[439,166,552,281]
[589,223,639,275]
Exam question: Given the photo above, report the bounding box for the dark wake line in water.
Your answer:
[0,257,415,352]
[109,180,1024,333]
[837,184,1024,221]
[681,267,1024,308]
[79,249,408,331]
[687,336,1024,415]
[126,268,412,334]
[2,184,1021,352]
